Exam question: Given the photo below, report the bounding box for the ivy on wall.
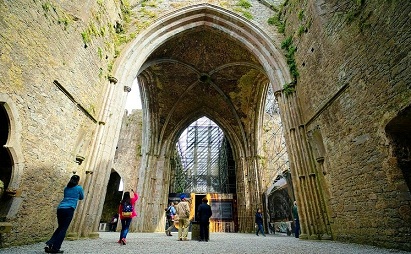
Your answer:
[267,1,299,96]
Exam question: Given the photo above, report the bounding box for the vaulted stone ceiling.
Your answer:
[139,26,269,143]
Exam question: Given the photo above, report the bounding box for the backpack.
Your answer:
[166,206,172,219]
[122,203,133,218]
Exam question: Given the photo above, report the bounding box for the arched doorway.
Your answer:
[100,171,123,231]
[170,116,237,232]
[113,3,291,233]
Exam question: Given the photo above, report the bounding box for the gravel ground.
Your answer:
[0,232,410,254]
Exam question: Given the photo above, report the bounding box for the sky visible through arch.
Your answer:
[125,78,142,112]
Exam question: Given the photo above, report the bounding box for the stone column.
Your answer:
[71,76,119,238]
[275,90,331,240]
[237,154,262,233]
[236,156,248,232]
[91,81,136,233]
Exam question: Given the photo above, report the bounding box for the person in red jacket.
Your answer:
[118,189,138,245]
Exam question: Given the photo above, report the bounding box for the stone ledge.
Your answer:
[0,222,12,233]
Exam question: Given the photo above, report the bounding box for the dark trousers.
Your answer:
[120,218,132,240]
[46,208,75,250]
[294,219,300,238]
[256,223,265,236]
[199,221,209,241]
[109,222,117,232]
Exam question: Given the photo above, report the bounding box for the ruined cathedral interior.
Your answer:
[0,0,410,252]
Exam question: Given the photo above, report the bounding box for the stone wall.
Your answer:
[282,0,411,250]
[111,109,143,230]
[1,0,409,251]
[0,0,125,246]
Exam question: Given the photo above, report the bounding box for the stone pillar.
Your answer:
[91,78,135,233]
[275,91,332,240]
[71,76,119,239]
[237,155,262,233]
[138,153,161,232]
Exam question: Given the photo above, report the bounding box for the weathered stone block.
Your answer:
[0,222,12,233]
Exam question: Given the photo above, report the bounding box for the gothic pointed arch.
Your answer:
[113,3,292,234]
[0,94,25,218]
[115,3,291,93]
[163,108,244,161]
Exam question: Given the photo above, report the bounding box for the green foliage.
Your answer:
[242,11,253,20]
[89,22,99,36]
[42,3,51,12]
[81,31,91,45]
[281,36,299,86]
[120,0,132,23]
[97,0,104,6]
[353,0,365,6]
[233,7,253,20]
[98,47,103,59]
[58,16,70,27]
[297,9,304,21]
[267,15,285,33]
[100,26,106,36]
[139,8,157,19]
[236,0,252,9]
[345,9,361,24]
[283,83,296,96]
[108,61,114,73]
[267,16,276,25]
[234,0,253,19]
[281,36,292,49]
[267,4,286,34]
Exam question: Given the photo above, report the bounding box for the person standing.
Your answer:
[109,213,119,232]
[175,194,191,241]
[45,175,84,253]
[292,201,300,238]
[197,197,212,242]
[255,208,266,237]
[118,189,138,245]
[165,202,176,236]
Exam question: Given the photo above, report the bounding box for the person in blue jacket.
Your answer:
[45,175,84,253]
[255,208,266,237]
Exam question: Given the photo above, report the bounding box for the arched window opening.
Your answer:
[385,106,411,192]
[0,104,12,208]
[170,117,236,194]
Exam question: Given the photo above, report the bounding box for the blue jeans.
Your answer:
[46,208,75,250]
[256,223,265,236]
[120,218,132,239]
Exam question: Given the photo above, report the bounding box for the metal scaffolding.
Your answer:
[171,117,235,194]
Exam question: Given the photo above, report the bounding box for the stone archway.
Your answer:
[112,4,291,233]
[100,170,123,228]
